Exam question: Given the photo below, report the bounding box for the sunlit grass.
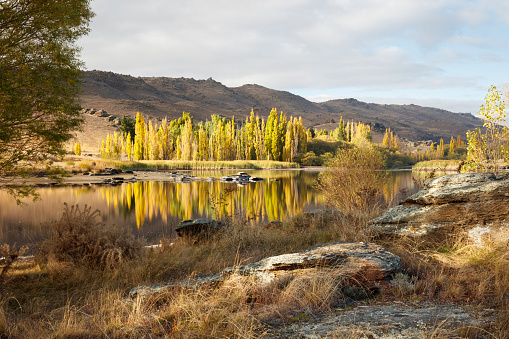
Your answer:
[1,209,360,338]
[91,159,300,170]
[413,159,464,171]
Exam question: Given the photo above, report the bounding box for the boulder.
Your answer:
[96,109,108,117]
[129,242,401,298]
[175,219,224,237]
[369,172,509,239]
[281,304,497,338]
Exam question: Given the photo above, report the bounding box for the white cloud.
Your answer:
[78,0,509,113]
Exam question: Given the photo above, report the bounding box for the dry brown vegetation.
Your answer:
[0,206,370,338]
[1,166,509,337]
[37,204,145,270]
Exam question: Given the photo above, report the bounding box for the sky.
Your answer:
[78,0,509,114]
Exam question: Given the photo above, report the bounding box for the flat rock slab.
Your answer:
[369,172,509,238]
[273,304,497,338]
[129,242,401,298]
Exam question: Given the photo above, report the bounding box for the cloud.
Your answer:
[79,0,509,113]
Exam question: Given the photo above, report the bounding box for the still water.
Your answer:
[0,169,428,247]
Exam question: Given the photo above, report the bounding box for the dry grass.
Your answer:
[413,159,464,171]
[0,207,362,338]
[37,203,145,270]
[52,158,300,176]
[1,196,509,337]
[379,229,509,307]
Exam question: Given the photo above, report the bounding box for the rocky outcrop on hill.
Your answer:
[129,242,401,298]
[81,108,120,126]
[369,172,509,241]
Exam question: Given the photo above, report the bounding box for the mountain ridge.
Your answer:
[80,70,482,143]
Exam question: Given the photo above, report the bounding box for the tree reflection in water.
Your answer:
[0,170,428,247]
[100,170,319,228]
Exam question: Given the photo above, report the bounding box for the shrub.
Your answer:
[37,204,145,270]
[299,151,321,166]
[306,135,344,156]
[316,146,389,222]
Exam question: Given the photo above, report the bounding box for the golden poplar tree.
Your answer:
[134,112,146,160]
[74,142,81,156]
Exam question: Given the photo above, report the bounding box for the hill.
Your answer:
[77,70,483,151]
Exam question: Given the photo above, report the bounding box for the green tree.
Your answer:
[0,0,93,197]
[331,116,347,141]
[119,116,135,141]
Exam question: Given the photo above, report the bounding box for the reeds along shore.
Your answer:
[412,159,465,171]
[72,159,301,172]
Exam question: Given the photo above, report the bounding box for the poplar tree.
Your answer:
[382,129,391,148]
[74,142,82,156]
[275,111,287,161]
[180,118,193,160]
[125,133,133,161]
[297,117,307,154]
[449,136,456,154]
[134,112,146,160]
[283,119,294,162]
[264,109,277,160]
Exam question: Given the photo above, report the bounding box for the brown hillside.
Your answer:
[78,70,483,152]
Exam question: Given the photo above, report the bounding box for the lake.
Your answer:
[0,169,429,247]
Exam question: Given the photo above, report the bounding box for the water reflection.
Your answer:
[0,169,442,247]
[0,170,320,246]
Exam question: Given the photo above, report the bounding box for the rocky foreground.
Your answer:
[128,172,509,338]
[369,172,509,242]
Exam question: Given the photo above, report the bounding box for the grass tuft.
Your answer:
[37,203,145,270]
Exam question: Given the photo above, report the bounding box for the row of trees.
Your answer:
[321,117,373,145]
[99,109,308,162]
[412,135,465,162]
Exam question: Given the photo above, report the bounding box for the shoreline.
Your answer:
[0,167,326,187]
